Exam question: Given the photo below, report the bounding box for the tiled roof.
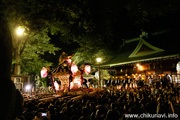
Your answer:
[102,29,180,67]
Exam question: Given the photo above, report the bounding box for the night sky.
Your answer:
[41,34,80,65]
[41,0,180,65]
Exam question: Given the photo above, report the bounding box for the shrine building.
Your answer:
[102,29,180,83]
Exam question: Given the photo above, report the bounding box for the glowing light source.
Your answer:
[85,65,91,75]
[41,67,47,78]
[176,61,180,73]
[96,58,102,63]
[71,63,78,74]
[25,85,31,91]
[136,63,140,67]
[67,58,72,64]
[136,63,144,71]
[16,26,25,36]
[139,65,143,71]
[54,81,59,91]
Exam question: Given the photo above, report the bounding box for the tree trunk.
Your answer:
[14,48,21,75]
[14,64,21,75]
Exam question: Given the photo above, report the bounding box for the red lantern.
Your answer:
[85,65,91,75]
[41,67,47,78]
[71,63,78,74]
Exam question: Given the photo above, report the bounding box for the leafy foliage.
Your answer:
[21,57,52,75]
[2,0,60,75]
[1,0,180,75]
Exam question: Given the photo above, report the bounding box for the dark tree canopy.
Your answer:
[1,0,180,72]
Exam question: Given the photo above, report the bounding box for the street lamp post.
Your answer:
[96,58,102,89]
[14,26,25,75]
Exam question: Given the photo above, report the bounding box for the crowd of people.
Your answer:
[22,93,53,101]
[15,78,180,120]
[105,74,173,88]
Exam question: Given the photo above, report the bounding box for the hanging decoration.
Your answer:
[54,81,59,91]
[41,67,47,78]
[71,63,78,74]
[85,65,91,75]
[67,58,72,64]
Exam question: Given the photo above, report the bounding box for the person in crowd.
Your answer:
[122,77,126,88]
[105,103,120,120]
[125,76,128,87]
[88,78,93,88]
[59,52,68,65]
[164,74,170,85]
[82,79,88,88]
[111,79,115,86]
[156,76,161,88]
[47,66,56,93]
[107,78,112,87]
[161,76,166,88]
[79,107,90,120]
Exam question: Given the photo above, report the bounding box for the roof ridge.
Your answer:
[129,38,164,58]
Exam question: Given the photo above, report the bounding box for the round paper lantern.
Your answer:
[71,64,78,74]
[176,61,180,73]
[85,65,91,75]
[67,58,72,64]
[41,67,47,78]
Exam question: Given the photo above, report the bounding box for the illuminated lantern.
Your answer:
[85,65,91,75]
[139,65,143,71]
[71,63,78,74]
[176,61,180,73]
[67,58,72,64]
[54,81,59,91]
[41,67,47,78]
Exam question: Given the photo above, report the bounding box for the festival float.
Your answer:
[41,52,91,92]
